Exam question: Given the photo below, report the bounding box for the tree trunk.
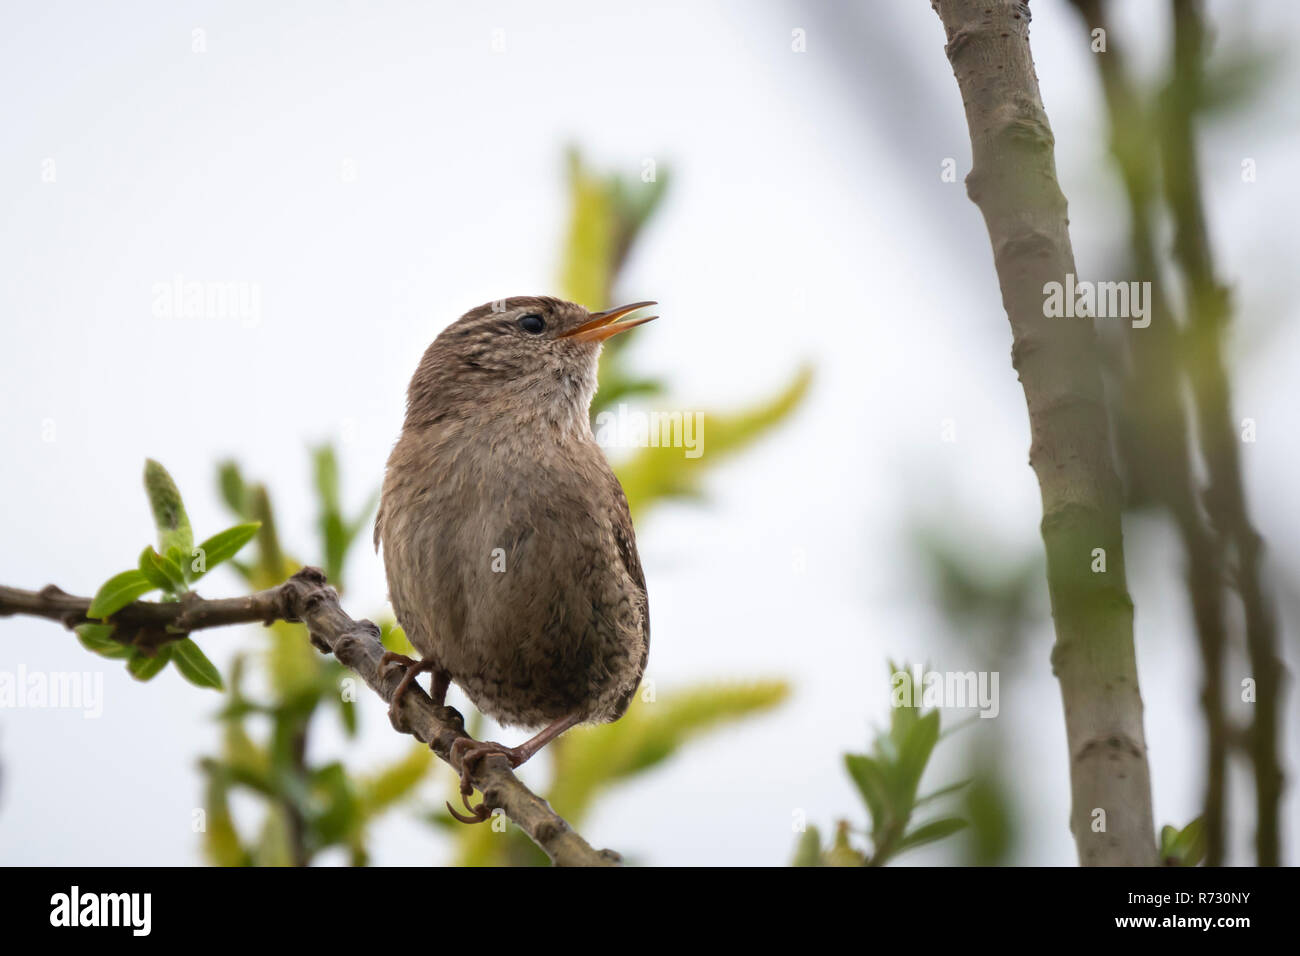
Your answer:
[931,0,1157,865]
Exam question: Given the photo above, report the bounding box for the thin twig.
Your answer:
[1161,0,1285,866]
[1067,0,1231,865]
[0,567,621,867]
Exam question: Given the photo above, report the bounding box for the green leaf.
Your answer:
[896,709,941,805]
[313,445,341,512]
[217,460,249,517]
[543,680,789,825]
[825,821,868,866]
[321,511,347,583]
[138,546,186,593]
[75,623,132,659]
[559,147,619,309]
[172,638,224,690]
[200,770,250,867]
[845,754,892,832]
[897,817,968,854]
[589,376,664,416]
[336,693,358,737]
[190,522,261,582]
[165,544,188,570]
[380,620,416,656]
[915,778,972,807]
[87,570,155,619]
[144,459,193,558]
[137,547,173,591]
[312,444,379,587]
[791,825,823,867]
[311,762,360,846]
[252,806,295,867]
[1160,824,1179,858]
[360,744,434,816]
[963,770,1014,866]
[127,645,173,682]
[1169,817,1206,866]
[612,365,813,514]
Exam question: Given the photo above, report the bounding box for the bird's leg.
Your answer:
[378,652,446,731]
[446,712,584,824]
[429,668,451,707]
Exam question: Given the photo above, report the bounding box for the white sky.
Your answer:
[1,0,1297,866]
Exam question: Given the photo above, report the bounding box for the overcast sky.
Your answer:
[2,0,1297,865]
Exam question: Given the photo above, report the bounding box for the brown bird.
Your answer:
[375,296,654,822]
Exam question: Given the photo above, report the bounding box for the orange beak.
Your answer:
[558,300,658,344]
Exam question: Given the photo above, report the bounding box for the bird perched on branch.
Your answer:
[375,296,655,822]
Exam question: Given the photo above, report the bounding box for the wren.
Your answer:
[375,296,655,821]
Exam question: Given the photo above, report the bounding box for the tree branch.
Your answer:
[931,0,1158,864]
[1160,0,1284,866]
[0,567,621,868]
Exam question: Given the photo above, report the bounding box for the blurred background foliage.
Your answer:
[193,148,812,865]
[906,520,1042,865]
[565,147,814,511]
[793,667,968,867]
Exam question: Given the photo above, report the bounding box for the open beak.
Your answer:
[559,300,658,344]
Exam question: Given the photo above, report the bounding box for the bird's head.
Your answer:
[404,296,657,427]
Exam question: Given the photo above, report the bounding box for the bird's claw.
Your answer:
[446,737,519,825]
[379,651,435,732]
[446,794,492,824]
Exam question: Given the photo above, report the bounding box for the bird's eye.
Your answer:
[518,313,546,335]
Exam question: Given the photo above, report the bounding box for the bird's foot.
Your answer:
[445,737,524,824]
[442,715,582,824]
[378,652,437,732]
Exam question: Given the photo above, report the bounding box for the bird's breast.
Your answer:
[382,427,646,728]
